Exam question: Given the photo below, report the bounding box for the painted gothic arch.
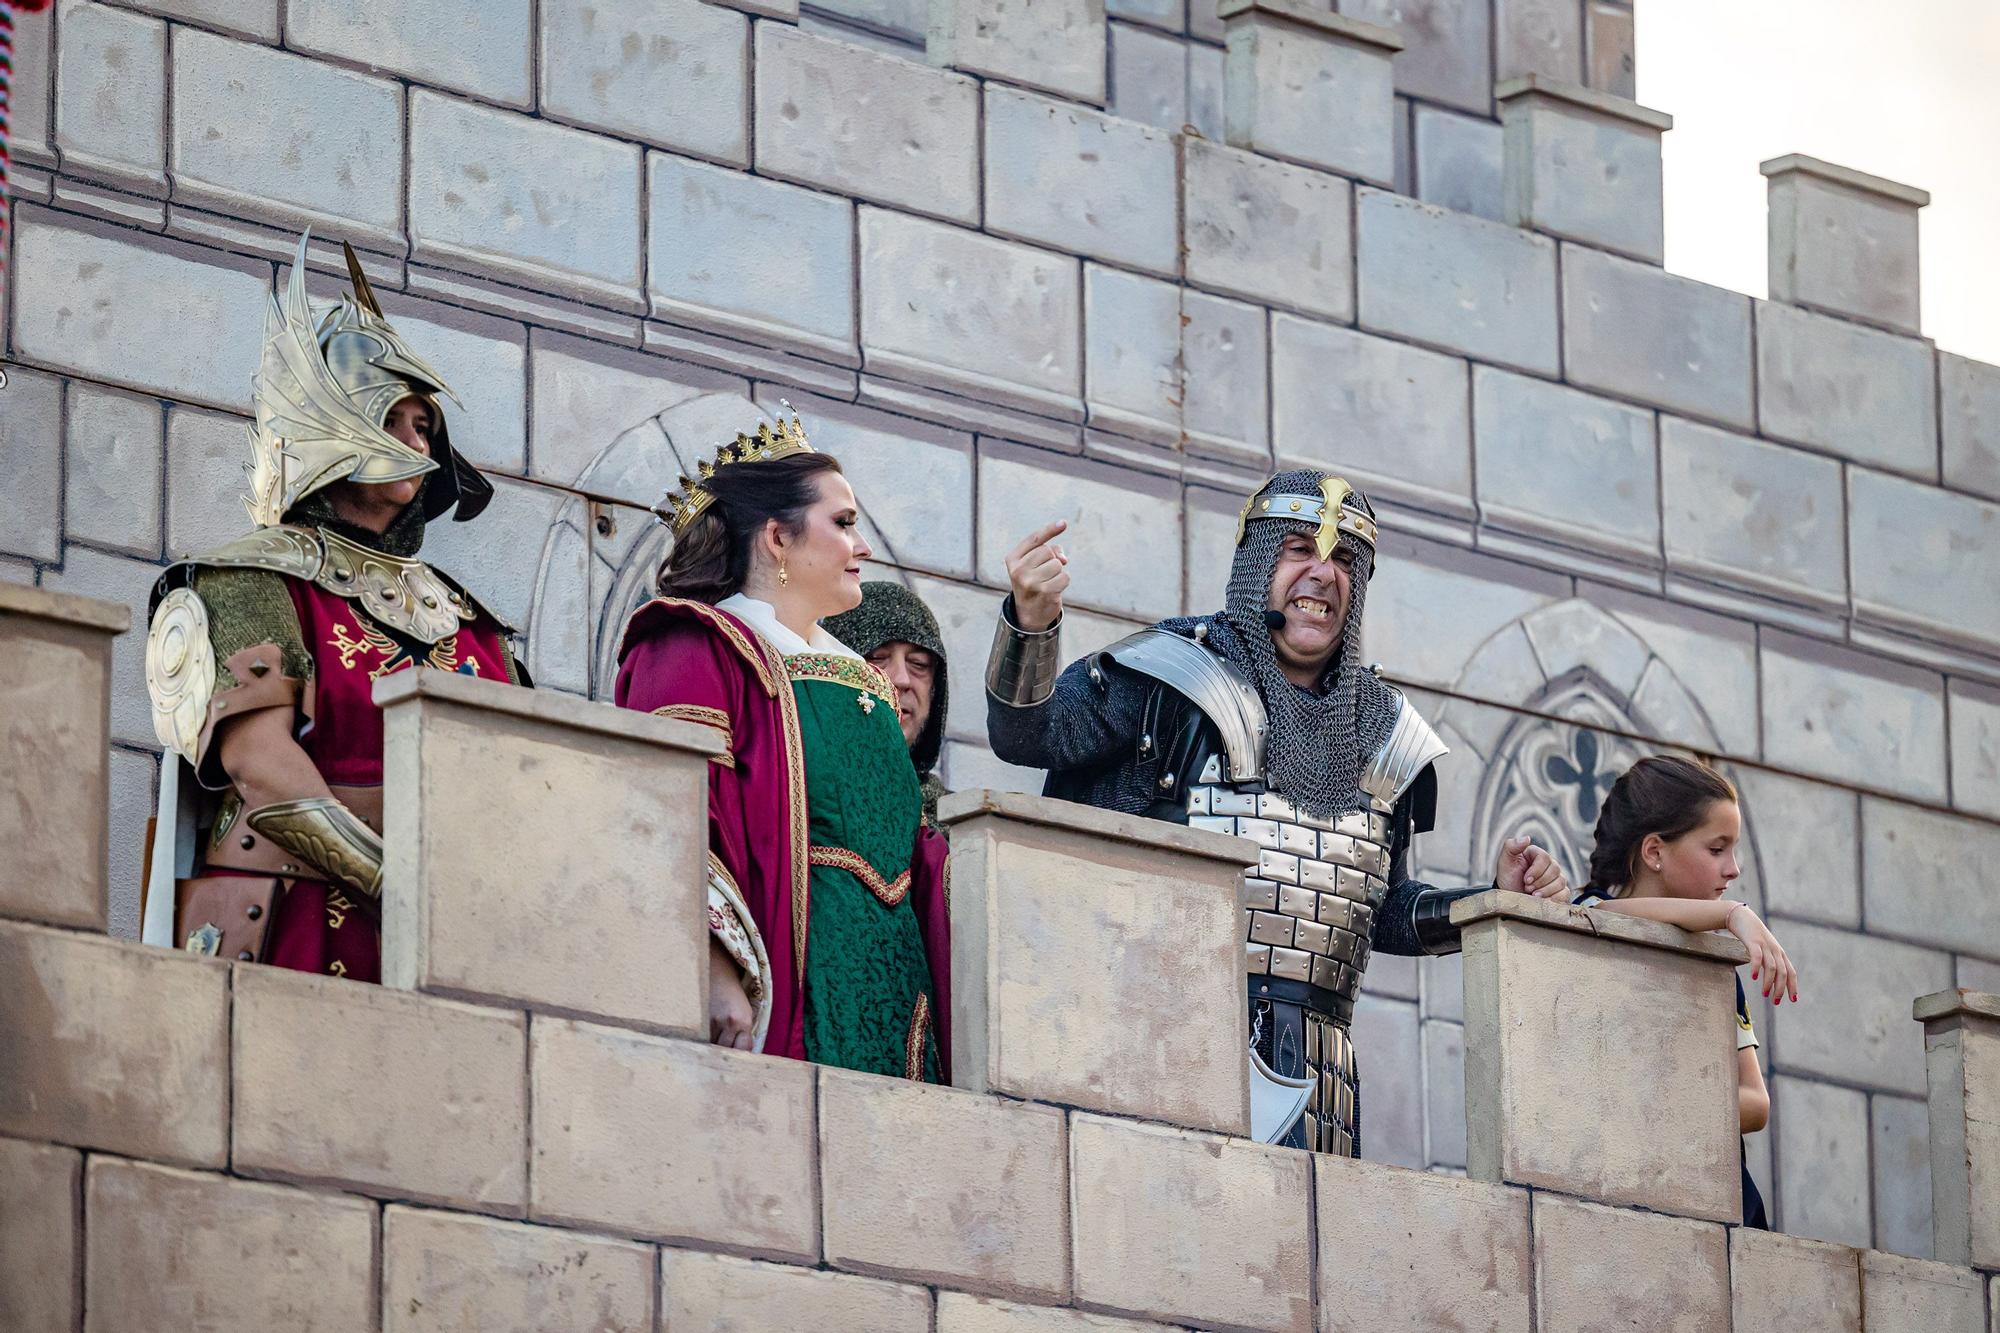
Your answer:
[1429,598,1765,900]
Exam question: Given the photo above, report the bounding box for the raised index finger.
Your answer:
[1008,520,1069,564]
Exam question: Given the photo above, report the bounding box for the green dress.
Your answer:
[789,652,941,1081]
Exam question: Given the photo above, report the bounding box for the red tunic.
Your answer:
[615,598,952,1072]
[260,577,513,982]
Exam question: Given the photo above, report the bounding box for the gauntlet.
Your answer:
[246,797,385,898]
[985,596,1063,707]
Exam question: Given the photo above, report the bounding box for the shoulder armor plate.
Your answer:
[159,525,507,644]
[1104,628,1268,782]
[146,587,218,764]
[161,525,328,594]
[1359,695,1448,807]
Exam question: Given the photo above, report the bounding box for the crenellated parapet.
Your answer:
[1917,988,2000,1273]
[375,669,722,1036]
[5,590,2000,1329]
[0,584,127,931]
[1457,890,1747,1220]
[7,0,2000,1288]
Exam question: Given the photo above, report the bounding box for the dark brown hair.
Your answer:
[657,452,844,604]
[1587,755,1737,895]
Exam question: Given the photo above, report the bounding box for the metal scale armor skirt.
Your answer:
[1188,766,1395,1157]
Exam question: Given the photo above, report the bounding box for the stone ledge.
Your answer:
[1914,987,2000,1024]
[1729,1228,1861,1329]
[379,662,714,1036]
[1760,153,1930,208]
[0,920,230,1168]
[1495,73,1672,131]
[1451,889,1750,964]
[231,962,529,1214]
[372,667,723,758]
[947,787,1250,1134]
[939,788,1254,866]
[818,1067,1071,1301]
[1216,0,1403,49]
[0,581,133,634]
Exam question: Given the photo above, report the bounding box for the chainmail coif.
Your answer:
[1212,469,1400,819]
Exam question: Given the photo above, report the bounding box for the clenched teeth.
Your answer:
[1290,596,1331,617]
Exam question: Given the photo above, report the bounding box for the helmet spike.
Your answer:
[342,241,384,318]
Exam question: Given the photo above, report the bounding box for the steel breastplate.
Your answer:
[1185,753,1394,1013]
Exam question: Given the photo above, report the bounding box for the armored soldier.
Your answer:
[986,470,1567,1154]
[140,235,524,981]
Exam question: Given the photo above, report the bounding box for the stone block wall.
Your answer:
[6,0,2000,1261]
[6,588,1997,1332]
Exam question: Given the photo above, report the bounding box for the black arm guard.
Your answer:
[1370,769,1488,957]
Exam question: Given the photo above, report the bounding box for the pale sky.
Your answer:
[1641,0,2000,366]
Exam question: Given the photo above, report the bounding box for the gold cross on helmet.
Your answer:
[1234,475,1379,560]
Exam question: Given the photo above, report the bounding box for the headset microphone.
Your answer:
[1264,609,1288,632]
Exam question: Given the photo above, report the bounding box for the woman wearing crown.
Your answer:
[615,415,951,1080]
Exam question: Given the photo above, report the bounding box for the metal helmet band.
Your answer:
[1233,475,1379,561]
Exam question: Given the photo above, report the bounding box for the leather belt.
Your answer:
[1251,974,1354,1027]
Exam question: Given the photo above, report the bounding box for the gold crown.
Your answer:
[656,410,816,535]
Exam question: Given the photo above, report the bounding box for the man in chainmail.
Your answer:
[985,469,1567,1155]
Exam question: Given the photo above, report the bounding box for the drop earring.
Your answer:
[779,561,789,586]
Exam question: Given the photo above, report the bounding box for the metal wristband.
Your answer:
[246,796,385,898]
[986,595,1063,708]
[1412,887,1482,956]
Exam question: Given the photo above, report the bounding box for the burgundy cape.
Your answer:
[616,598,952,1072]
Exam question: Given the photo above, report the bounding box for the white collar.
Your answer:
[717,593,862,661]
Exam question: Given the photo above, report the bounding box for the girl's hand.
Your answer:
[709,936,757,1050]
[1726,904,1799,1005]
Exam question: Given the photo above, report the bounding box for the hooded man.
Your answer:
[824,580,950,826]
[985,470,1567,1156]
[140,234,523,982]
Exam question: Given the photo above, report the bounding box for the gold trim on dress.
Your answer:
[808,845,912,907]
[770,638,810,977]
[707,851,769,1018]
[652,704,736,766]
[639,600,803,972]
[785,653,897,707]
[905,992,931,1082]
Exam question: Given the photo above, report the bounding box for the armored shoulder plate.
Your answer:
[1358,694,1448,807]
[145,528,324,761]
[147,587,219,764]
[157,525,328,603]
[1104,628,1268,783]
[158,524,508,644]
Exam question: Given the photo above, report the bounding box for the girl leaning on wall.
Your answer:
[1571,754,1801,1230]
